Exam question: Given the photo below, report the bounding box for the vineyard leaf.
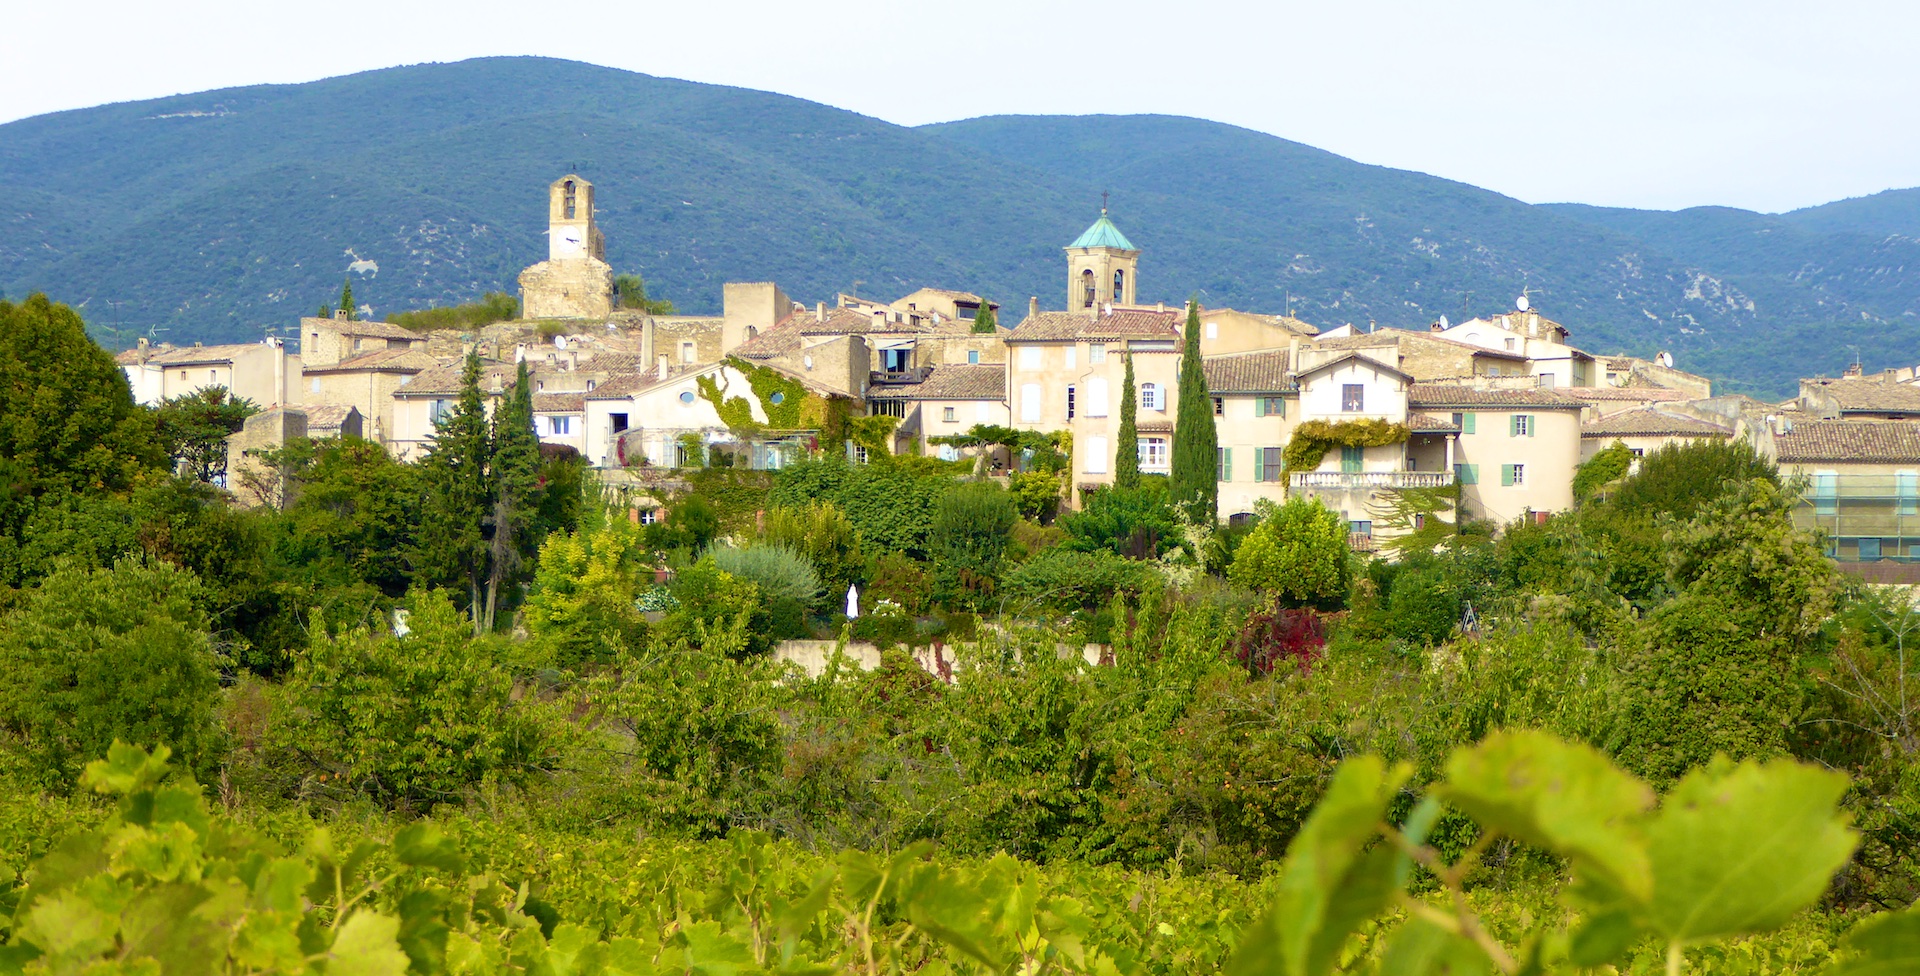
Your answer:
[904,873,1004,970]
[393,822,466,874]
[1226,754,1409,976]
[1438,730,1654,901]
[1644,758,1856,944]
[544,923,598,976]
[1374,916,1494,975]
[1824,906,1920,976]
[252,857,312,914]
[395,890,450,975]
[1567,909,1640,967]
[677,919,760,976]
[81,741,172,797]
[117,882,223,975]
[18,888,119,958]
[600,937,653,976]
[329,911,413,976]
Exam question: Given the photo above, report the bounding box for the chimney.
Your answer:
[567,349,579,370]
[816,301,825,321]
[1287,336,1301,371]
[1028,296,1039,319]
[1430,320,1444,333]
[1846,361,1865,378]
[1158,301,1167,313]
[657,355,670,380]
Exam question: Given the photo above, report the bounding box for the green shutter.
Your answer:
[1277,398,1287,418]
[1508,415,1519,437]
[1501,464,1516,486]
[1254,449,1266,483]
[1463,412,1476,434]
[1224,447,1233,482]
[1254,398,1266,417]
[1525,414,1536,437]
[1341,445,1363,473]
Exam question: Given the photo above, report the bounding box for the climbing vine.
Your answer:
[1283,418,1410,471]
[698,357,830,434]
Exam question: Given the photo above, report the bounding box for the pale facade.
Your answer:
[1408,386,1584,526]
[119,339,300,408]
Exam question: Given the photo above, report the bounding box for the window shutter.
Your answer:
[1278,398,1287,418]
[1526,415,1536,437]
[1223,447,1233,481]
[1463,412,1475,434]
[1508,415,1518,437]
[1501,464,1515,486]
[1254,398,1266,418]
[1254,449,1266,483]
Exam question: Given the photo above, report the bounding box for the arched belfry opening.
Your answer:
[1081,269,1097,309]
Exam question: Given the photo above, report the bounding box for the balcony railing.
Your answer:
[1289,471,1455,490]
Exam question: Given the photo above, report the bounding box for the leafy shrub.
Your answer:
[0,559,224,789]
[1227,497,1351,608]
[1061,479,1182,559]
[929,481,1016,610]
[706,542,822,607]
[1232,605,1327,677]
[1002,547,1155,615]
[385,290,518,331]
[275,590,543,807]
[762,499,865,605]
[1608,437,1777,520]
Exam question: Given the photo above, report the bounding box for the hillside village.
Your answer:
[115,174,1919,566]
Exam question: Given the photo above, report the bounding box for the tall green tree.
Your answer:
[339,277,357,321]
[414,353,492,630]
[1115,353,1141,489]
[483,361,544,631]
[154,387,258,483]
[1169,301,1218,523]
[971,302,998,334]
[0,295,163,500]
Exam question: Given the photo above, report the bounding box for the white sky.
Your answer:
[7,0,1916,213]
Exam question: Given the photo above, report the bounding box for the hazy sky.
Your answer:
[8,0,1915,213]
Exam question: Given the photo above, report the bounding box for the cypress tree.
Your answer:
[971,302,997,334]
[1170,300,1219,522]
[415,352,492,631]
[483,361,543,631]
[1115,352,1140,489]
[339,278,357,322]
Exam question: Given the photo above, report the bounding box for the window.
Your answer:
[1064,347,1076,370]
[1414,513,1427,530]
[430,399,452,423]
[1081,269,1097,308]
[1341,445,1363,473]
[1455,463,1478,485]
[1255,396,1285,418]
[1089,343,1107,364]
[1501,463,1525,486]
[548,416,573,435]
[1139,437,1168,469]
[881,348,910,372]
[536,380,544,392]
[1213,396,1224,417]
[610,413,629,432]
[1141,383,1162,411]
[1510,414,1533,437]
[639,508,659,525]
[854,446,870,464]
[1814,470,1838,516]
[1255,447,1284,482]
[871,400,906,418]
[1086,377,1109,417]
[563,180,577,219]
[967,350,980,365]
[587,379,596,391]
[1861,538,1885,561]
[1350,520,1373,537]
[1630,448,1645,457]
[679,390,696,404]
[1217,447,1232,481]
[1451,411,1476,434]
[680,341,696,363]
[1342,384,1365,412]
[1504,337,1516,350]
[1085,436,1109,474]
[310,377,322,394]
[352,337,363,352]
[1205,321,1218,340]
[942,406,957,423]
[1020,383,1042,422]
[1019,346,1043,370]
[1066,385,1076,420]
[1537,373,1555,390]
[1113,269,1125,299]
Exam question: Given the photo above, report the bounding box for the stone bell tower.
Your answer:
[518,174,614,320]
[1065,208,1140,311]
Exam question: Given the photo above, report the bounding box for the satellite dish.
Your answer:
[1515,294,1531,312]
[1438,315,1450,329]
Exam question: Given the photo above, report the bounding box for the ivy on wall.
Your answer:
[698,357,830,434]
[1282,418,1411,471]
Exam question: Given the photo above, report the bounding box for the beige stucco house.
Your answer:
[119,338,301,409]
[1407,385,1584,526]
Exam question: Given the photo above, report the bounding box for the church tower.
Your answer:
[1065,209,1139,311]
[546,175,606,262]
[519,174,614,320]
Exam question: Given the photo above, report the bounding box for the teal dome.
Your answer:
[1068,212,1136,251]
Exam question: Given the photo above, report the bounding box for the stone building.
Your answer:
[118,338,300,408]
[518,175,615,320]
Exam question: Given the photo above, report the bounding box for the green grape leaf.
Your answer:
[675,920,760,976]
[903,873,1004,971]
[1644,758,1857,945]
[329,911,413,976]
[599,937,653,976]
[252,857,312,914]
[393,822,466,874]
[395,890,450,975]
[80,741,172,797]
[773,869,835,947]
[18,888,120,958]
[1567,909,1640,967]
[543,922,598,976]
[1226,755,1410,976]
[233,912,307,972]
[1437,730,1655,901]
[1374,916,1494,976]
[1823,905,1920,975]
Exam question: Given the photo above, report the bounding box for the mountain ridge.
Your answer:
[4,56,1918,396]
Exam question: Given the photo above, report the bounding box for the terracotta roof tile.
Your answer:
[1776,420,1920,463]
[322,320,421,340]
[1408,413,1462,433]
[1008,309,1181,342]
[1408,384,1584,408]
[1581,408,1731,439]
[867,365,1006,401]
[141,343,270,366]
[1804,378,1920,414]
[300,404,359,430]
[531,393,585,413]
[1203,349,1295,393]
[307,348,439,373]
[1569,387,1691,402]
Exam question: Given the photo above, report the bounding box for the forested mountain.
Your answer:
[4,56,1918,395]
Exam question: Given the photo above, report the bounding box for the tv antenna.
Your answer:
[1101,190,1110,214]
